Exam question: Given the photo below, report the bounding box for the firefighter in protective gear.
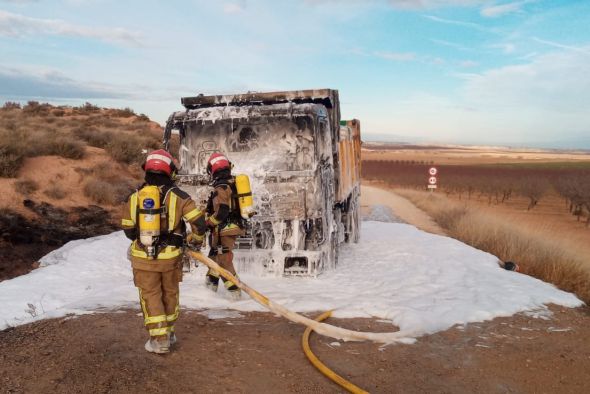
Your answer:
[205,152,246,300]
[121,149,206,354]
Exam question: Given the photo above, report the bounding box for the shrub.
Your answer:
[2,102,21,110]
[52,109,66,117]
[78,102,100,113]
[23,101,51,115]
[105,134,159,164]
[137,113,150,122]
[0,151,24,177]
[45,183,66,199]
[112,107,136,118]
[0,131,27,177]
[14,178,39,195]
[83,178,131,205]
[73,127,114,149]
[46,138,85,159]
[106,137,144,164]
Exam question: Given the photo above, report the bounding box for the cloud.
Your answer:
[0,67,132,99]
[0,10,144,46]
[480,1,531,18]
[461,48,590,113]
[223,2,245,14]
[491,42,516,53]
[305,0,487,9]
[389,0,485,9]
[422,14,488,31]
[374,51,416,61]
[533,37,590,54]
[459,60,479,67]
[431,38,471,51]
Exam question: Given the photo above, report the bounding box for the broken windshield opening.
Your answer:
[180,115,317,175]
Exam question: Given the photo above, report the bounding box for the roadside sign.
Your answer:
[429,167,437,176]
[427,184,437,189]
[428,177,437,185]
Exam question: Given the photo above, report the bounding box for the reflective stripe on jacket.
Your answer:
[121,186,206,271]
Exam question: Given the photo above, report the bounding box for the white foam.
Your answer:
[0,222,582,342]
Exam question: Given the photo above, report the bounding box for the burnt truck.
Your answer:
[163,89,361,276]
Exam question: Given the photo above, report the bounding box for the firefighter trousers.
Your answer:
[206,235,238,289]
[133,267,182,338]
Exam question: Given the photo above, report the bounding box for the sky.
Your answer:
[1,0,589,148]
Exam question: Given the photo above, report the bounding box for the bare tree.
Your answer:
[518,177,549,210]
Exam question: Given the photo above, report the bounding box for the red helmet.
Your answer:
[207,152,231,176]
[142,149,177,176]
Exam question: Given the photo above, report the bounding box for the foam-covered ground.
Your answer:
[0,222,582,341]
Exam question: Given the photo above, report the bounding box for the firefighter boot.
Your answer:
[145,336,170,354]
[205,268,220,292]
[226,282,242,301]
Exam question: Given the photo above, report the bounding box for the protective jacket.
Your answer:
[206,172,245,238]
[122,180,206,272]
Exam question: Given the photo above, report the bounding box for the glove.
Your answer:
[186,233,204,250]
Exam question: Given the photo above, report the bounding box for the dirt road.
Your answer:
[1,306,589,393]
[360,183,445,235]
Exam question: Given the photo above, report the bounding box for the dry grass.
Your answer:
[45,184,67,200]
[398,189,590,304]
[0,102,162,177]
[82,162,136,205]
[14,178,39,195]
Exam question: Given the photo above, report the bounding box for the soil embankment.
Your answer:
[0,201,117,280]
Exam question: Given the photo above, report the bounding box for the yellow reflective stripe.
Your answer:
[168,193,177,232]
[169,325,175,332]
[192,233,204,241]
[224,280,237,289]
[166,294,180,322]
[149,327,169,336]
[145,315,167,325]
[121,219,134,227]
[130,242,182,259]
[138,289,148,318]
[183,208,202,222]
[130,192,138,224]
[207,269,220,278]
[208,215,221,225]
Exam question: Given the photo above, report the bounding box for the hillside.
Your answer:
[0,101,164,280]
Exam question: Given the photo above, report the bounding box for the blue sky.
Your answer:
[1,0,589,148]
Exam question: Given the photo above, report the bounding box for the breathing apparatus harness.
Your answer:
[136,182,185,259]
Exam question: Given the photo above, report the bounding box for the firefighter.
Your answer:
[121,149,206,354]
[204,152,246,300]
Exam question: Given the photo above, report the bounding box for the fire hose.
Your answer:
[302,310,369,394]
[187,251,415,392]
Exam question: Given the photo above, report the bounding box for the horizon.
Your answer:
[1,0,589,149]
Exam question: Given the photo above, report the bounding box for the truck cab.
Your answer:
[164,89,360,276]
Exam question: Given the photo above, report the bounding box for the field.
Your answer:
[362,143,590,303]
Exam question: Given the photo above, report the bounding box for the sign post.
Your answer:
[428,167,437,191]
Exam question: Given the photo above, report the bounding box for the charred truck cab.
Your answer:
[164,89,361,276]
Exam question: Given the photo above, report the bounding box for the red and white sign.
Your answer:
[429,167,437,176]
[428,177,437,185]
